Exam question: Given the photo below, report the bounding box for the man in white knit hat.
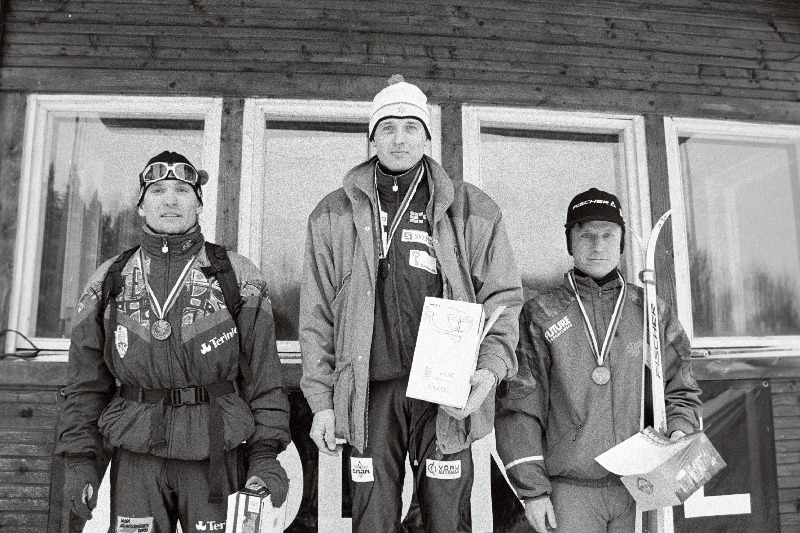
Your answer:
[300,75,522,531]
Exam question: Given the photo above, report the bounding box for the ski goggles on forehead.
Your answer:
[141,162,199,185]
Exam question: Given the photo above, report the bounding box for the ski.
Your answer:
[639,209,674,533]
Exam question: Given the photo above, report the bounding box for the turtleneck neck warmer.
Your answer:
[574,267,620,287]
[376,160,423,199]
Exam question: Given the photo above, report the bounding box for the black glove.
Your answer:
[64,456,99,521]
[246,441,289,507]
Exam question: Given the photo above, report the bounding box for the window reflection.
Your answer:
[679,136,800,337]
[479,129,625,298]
[259,121,368,340]
[35,116,204,338]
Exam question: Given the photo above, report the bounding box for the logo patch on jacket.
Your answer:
[426,459,461,479]
[351,457,374,482]
[115,325,128,358]
[544,316,572,343]
[401,229,433,247]
[199,326,237,355]
[117,516,154,533]
[409,249,437,274]
[409,211,427,224]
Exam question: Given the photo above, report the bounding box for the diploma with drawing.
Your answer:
[406,297,505,409]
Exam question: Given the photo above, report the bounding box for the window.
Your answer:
[462,106,651,299]
[7,95,222,353]
[665,118,800,349]
[238,99,441,353]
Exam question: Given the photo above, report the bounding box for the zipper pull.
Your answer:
[392,176,398,192]
[161,237,168,254]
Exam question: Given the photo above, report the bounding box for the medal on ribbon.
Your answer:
[373,164,425,270]
[568,270,626,386]
[140,249,197,341]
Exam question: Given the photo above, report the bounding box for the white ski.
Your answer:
[638,209,674,533]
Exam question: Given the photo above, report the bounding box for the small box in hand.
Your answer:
[224,483,286,533]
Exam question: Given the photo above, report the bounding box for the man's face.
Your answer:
[371,117,428,172]
[138,178,201,235]
[570,220,623,278]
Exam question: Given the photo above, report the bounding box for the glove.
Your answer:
[64,456,99,521]
[310,409,339,456]
[246,442,289,507]
[524,495,557,533]
[440,368,498,420]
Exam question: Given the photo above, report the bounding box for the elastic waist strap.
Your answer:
[551,474,623,488]
[119,381,236,406]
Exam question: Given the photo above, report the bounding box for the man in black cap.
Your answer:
[55,151,291,531]
[494,188,702,532]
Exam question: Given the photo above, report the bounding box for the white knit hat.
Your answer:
[369,74,431,140]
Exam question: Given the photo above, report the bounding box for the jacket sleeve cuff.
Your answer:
[477,352,509,382]
[306,391,334,413]
[667,416,696,436]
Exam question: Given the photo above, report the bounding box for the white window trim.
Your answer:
[665,117,800,350]
[7,95,223,355]
[238,98,442,354]
[461,105,652,284]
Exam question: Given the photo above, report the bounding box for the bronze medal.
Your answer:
[592,366,611,385]
[151,319,172,340]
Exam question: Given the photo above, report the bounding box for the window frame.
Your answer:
[461,105,653,287]
[238,98,442,354]
[665,117,800,350]
[6,94,223,355]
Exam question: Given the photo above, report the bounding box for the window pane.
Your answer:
[35,115,204,338]
[259,122,368,340]
[480,129,625,297]
[679,136,800,337]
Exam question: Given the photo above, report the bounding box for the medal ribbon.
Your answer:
[373,163,425,258]
[140,249,198,322]
[568,269,627,367]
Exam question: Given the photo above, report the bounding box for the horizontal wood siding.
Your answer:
[0,0,798,121]
[0,385,58,533]
[774,380,800,531]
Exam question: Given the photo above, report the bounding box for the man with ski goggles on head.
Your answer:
[55,151,291,531]
[495,188,702,533]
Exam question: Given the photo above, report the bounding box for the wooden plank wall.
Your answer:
[774,379,800,531]
[0,0,798,122]
[0,363,63,533]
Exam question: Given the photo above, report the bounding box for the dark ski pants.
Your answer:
[108,447,244,533]
[348,376,474,533]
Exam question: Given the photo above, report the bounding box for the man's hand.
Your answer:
[310,409,339,456]
[669,430,687,442]
[244,459,288,508]
[440,369,497,420]
[524,495,557,532]
[64,457,99,521]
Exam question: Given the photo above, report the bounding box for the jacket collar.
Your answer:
[564,268,624,296]
[140,224,205,259]
[343,155,454,220]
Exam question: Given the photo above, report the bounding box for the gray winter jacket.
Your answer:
[495,271,701,499]
[300,155,523,453]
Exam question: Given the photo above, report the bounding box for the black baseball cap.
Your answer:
[565,188,625,229]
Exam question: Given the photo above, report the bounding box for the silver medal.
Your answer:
[151,319,172,340]
[592,366,611,385]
